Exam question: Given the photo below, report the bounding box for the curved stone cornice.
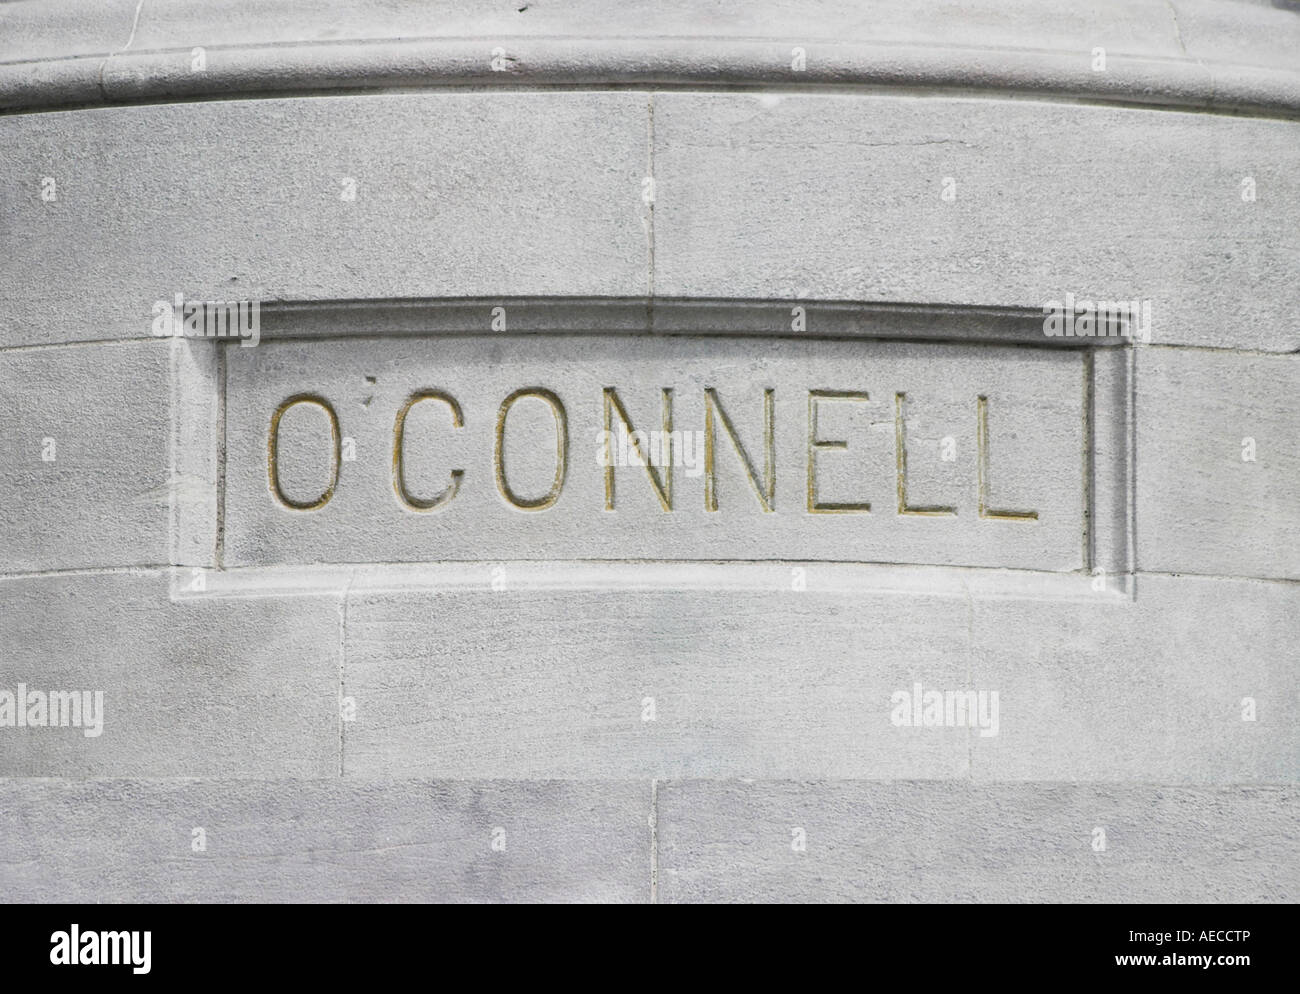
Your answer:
[2,0,1299,116]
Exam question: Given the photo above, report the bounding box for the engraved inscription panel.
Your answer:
[223,335,1086,570]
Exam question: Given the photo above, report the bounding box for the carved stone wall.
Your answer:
[1,0,1296,902]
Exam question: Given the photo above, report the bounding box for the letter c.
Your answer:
[393,391,465,511]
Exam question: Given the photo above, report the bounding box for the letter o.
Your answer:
[393,391,464,511]
[495,388,567,511]
[268,394,340,510]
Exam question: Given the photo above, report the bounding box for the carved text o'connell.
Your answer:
[223,335,1085,570]
[266,386,1038,521]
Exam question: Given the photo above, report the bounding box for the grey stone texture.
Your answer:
[656,781,1297,903]
[0,779,648,902]
[0,93,649,348]
[652,93,1300,354]
[4,90,1298,353]
[337,573,1296,782]
[1136,348,1300,580]
[2,0,1297,902]
[0,572,338,778]
[0,341,171,572]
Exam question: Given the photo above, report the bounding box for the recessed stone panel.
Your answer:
[223,334,1089,571]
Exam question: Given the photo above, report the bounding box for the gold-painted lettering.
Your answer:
[977,395,1037,521]
[705,387,775,512]
[268,394,340,511]
[807,390,871,513]
[393,391,464,512]
[603,388,673,511]
[496,388,568,511]
[895,392,955,517]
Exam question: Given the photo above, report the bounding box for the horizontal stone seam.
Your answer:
[1,567,1296,587]
[0,777,1295,789]
[1,337,1296,359]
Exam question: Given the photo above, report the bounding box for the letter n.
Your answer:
[705,387,775,512]
[603,388,672,510]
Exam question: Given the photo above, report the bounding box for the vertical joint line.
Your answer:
[167,336,180,569]
[215,343,227,569]
[646,94,656,309]
[649,778,659,904]
[338,572,355,777]
[1083,348,1095,573]
[1126,342,1139,592]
